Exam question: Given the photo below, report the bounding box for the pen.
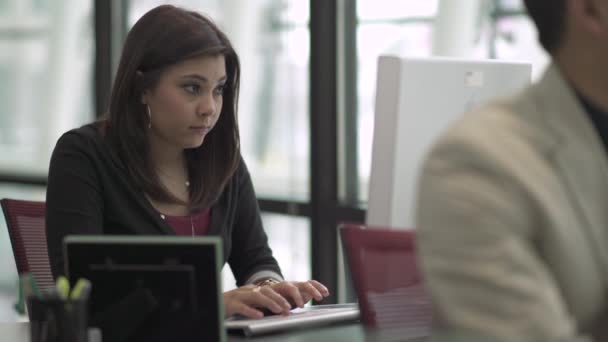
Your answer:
[70,278,92,301]
[55,276,70,300]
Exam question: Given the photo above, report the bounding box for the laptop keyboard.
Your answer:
[228,304,357,322]
[260,306,355,321]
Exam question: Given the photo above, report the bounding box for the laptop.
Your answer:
[339,223,432,339]
[64,235,226,342]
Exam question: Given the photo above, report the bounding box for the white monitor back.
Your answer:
[366,55,532,229]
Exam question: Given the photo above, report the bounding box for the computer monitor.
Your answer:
[63,235,225,342]
[366,55,532,228]
[337,55,532,303]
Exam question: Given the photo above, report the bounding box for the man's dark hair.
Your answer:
[523,0,567,53]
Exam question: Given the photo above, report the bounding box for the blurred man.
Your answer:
[416,0,608,341]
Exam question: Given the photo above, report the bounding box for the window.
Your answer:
[0,0,93,322]
[348,1,438,204]
[492,1,549,79]
[222,213,310,290]
[0,0,94,177]
[497,0,524,11]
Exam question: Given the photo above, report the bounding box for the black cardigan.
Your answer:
[45,123,281,286]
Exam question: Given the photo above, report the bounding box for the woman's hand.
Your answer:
[223,280,330,319]
[224,284,292,319]
[268,280,330,309]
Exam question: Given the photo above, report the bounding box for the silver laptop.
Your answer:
[225,303,359,337]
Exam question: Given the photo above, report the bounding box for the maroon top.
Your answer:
[163,208,211,236]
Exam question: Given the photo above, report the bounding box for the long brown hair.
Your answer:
[105,5,240,211]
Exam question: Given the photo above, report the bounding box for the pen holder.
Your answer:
[28,297,89,342]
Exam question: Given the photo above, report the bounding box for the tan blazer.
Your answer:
[416,64,608,342]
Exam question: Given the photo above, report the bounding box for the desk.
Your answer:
[1,322,426,342]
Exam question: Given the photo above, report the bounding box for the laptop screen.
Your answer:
[63,235,225,342]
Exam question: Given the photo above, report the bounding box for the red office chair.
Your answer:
[339,223,432,338]
[1,198,54,293]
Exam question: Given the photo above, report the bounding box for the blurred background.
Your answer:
[0,0,548,321]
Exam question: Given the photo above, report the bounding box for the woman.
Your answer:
[45,4,328,319]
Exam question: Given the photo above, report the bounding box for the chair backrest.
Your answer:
[1,198,54,292]
[339,223,432,337]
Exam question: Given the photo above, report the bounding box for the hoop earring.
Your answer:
[146,105,152,129]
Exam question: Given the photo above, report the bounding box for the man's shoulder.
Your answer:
[435,63,582,157]
[433,89,548,160]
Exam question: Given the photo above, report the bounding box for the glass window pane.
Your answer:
[0,0,94,177]
[0,184,46,322]
[498,0,524,11]
[128,0,310,201]
[495,16,550,80]
[222,213,310,291]
[128,0,222,27]
[355,22,434,203]
[358,0,438,21]
[352,1,439,205]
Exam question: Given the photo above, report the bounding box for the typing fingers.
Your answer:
[257,286,291,314]
[296,281,323,302]
[232,301,264,319]
[247,286,290,315]
[224,285,292,319]
[307,280,330,297]
[274,282,305,308]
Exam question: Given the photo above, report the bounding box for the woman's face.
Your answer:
[143,54,227,150]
